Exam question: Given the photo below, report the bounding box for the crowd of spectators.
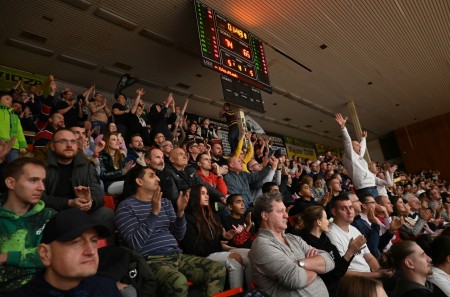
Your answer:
[0,76,449,297]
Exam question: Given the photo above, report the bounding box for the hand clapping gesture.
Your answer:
[176,190,190,218]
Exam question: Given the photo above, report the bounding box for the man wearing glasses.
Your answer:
[350,194,382,259]
[42,128,114,243]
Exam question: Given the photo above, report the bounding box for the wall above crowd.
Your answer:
[395,112,450,181]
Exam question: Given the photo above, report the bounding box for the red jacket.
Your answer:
[196,170,228,196]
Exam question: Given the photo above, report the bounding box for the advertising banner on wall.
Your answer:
[284,136,317,161]
[0,65,48,92]
[315,143,340,159]
[185,113,232,155]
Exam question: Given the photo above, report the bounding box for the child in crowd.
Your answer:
[221,194,257,249]
[0,92,27,162]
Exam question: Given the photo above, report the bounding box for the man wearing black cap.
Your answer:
[10,208,121,297]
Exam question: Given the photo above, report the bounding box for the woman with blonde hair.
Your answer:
[98,132,134,195]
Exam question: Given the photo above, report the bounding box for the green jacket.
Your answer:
[0,195,55,293]
[0,104,27,150]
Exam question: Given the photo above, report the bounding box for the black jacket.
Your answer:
[43,150,104,211]
[159,163,224,206]
[392,278,446,297]
[300,232,352,297]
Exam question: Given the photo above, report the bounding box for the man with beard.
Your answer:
[42,129,114,244]
[126,134,145,163]
[210,142,228,167]
[390,241,446,297]
[144,148,165,173]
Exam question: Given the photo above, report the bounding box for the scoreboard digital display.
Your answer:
[194,0,272,93]
[221,75,265,113]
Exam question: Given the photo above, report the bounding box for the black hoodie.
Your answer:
[392,278,446,297]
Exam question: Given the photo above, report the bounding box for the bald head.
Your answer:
[228,156,242,173]
[169,148,188,169]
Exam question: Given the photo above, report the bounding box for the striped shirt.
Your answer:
[115,195,186,257]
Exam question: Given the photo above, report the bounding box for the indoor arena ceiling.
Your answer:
[1,0,449,147]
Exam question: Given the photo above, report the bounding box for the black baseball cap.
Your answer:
[41,208,110,244]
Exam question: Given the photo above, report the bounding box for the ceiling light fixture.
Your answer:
[7,38,54,56]
[59,0,91,10]
[94,7,138,30]
[58,54,97,69]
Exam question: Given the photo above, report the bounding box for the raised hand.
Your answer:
[136,88,145,97]
[94,140,105,154]
[367,207,382,225]
[176,190,190,217]
[335,113,347,128]
[122,160,135,175]
[375,204,389,218]
[211,163,220,176]
[245,211,253,227]
[419,208,433,221]
[232,224,244,233]
[389,216,404,231]
[347,235,367,255]
[223,229,237,240]
[268,155,279,168]
[151,186,163,215]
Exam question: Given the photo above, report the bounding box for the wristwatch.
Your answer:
[298,260,306,268]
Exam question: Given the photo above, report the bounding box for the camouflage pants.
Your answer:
[146,253,226,297]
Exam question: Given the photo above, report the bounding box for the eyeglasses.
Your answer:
[53,139,78,145]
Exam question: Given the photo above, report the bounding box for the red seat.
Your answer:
[288,216,296,226]
[212,287,244,297]
[97,238,108,249]
[103,195,116,211]
[27,143,34,152]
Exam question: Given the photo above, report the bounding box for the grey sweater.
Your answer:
[249,228,334,297]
